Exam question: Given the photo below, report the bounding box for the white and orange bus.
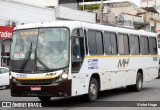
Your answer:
[9,21,159,101]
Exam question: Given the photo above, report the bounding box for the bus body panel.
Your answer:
[71,55,158,95]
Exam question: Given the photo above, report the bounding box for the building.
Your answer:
[141,0,160,12]
[12,0,101,10]
[0,0,57,66]
[141,0,160,47]
[12,0,77,9]
[143,7,160,32]
[0,26,13,66]
[98,1,147,30]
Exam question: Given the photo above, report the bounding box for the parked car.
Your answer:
[0,67,9,89]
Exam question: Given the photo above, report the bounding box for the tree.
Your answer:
[79,4,100,11]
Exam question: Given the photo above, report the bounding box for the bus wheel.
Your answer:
[38,96,51,102]
[133,72,143,92]
[86,77,98,101]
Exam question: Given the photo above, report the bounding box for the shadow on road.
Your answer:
[41,87,153,107]
[0,87,10,90]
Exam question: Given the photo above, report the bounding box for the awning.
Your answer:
[143,7,159,13]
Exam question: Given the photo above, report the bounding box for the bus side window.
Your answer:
[71,29,85,73]
[72,38,81,59]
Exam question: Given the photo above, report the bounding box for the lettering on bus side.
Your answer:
[88,59,98,69]
[117,59,130,68]
[16,74,27,78]
[45,73,56,76]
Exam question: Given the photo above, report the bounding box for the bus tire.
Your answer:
[133,72,143,92]
[126,72,143,92]
[38,96,51,102]
[85,77,98,101]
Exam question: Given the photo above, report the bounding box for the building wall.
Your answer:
[157,22,160,33]
[143,11,160,47]
[60,3,78,9]
[0,0,55,24]
[13,0,78,9]
[13,0,59,7]
[56,6,96,23]
[59,0,78,9]
[143,12,160,32]
[141,0,160,7]
[105,2,146,16]
[111,6,138,15]
[103,2,146,29]
[0,40,11,66]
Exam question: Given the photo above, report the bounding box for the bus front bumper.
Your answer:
[10,79,72,97]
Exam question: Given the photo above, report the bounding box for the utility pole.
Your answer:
[83,0,84,11]
[154,0,157,33]
[100,0,103,24]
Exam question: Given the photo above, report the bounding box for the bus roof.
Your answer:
[14,21,157,37]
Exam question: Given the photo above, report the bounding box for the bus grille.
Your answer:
[18,79,53,85]
[22,91,52,96]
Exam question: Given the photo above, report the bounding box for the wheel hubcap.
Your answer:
[90,84,97,97]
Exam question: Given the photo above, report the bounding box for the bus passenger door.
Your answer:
[71,29,85,96]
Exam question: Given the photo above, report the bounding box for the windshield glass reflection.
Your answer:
[10,28,69,71]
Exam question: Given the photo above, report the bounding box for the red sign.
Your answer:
[0,26,13,39]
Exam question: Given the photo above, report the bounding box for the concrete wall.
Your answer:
[143,12,160,32]
[0,0,55,24]
[141,0,160,7]
[12,0,59,7]
[56,6,96,23]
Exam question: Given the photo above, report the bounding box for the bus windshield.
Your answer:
[10,27,69,72]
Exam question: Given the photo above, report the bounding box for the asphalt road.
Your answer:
[0,79,160,110]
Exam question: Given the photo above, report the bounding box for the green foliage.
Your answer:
[79,4,100,10]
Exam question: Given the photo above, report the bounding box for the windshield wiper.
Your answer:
[34,46,50,71]
[19,42,32,72]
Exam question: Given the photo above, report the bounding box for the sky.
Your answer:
[83,0,141,6]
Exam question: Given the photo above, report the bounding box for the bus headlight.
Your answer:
[61,73,68,79]
[52,69,68,83]
[61,69,68,80]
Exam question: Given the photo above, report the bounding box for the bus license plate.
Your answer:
[30,86,41,91]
